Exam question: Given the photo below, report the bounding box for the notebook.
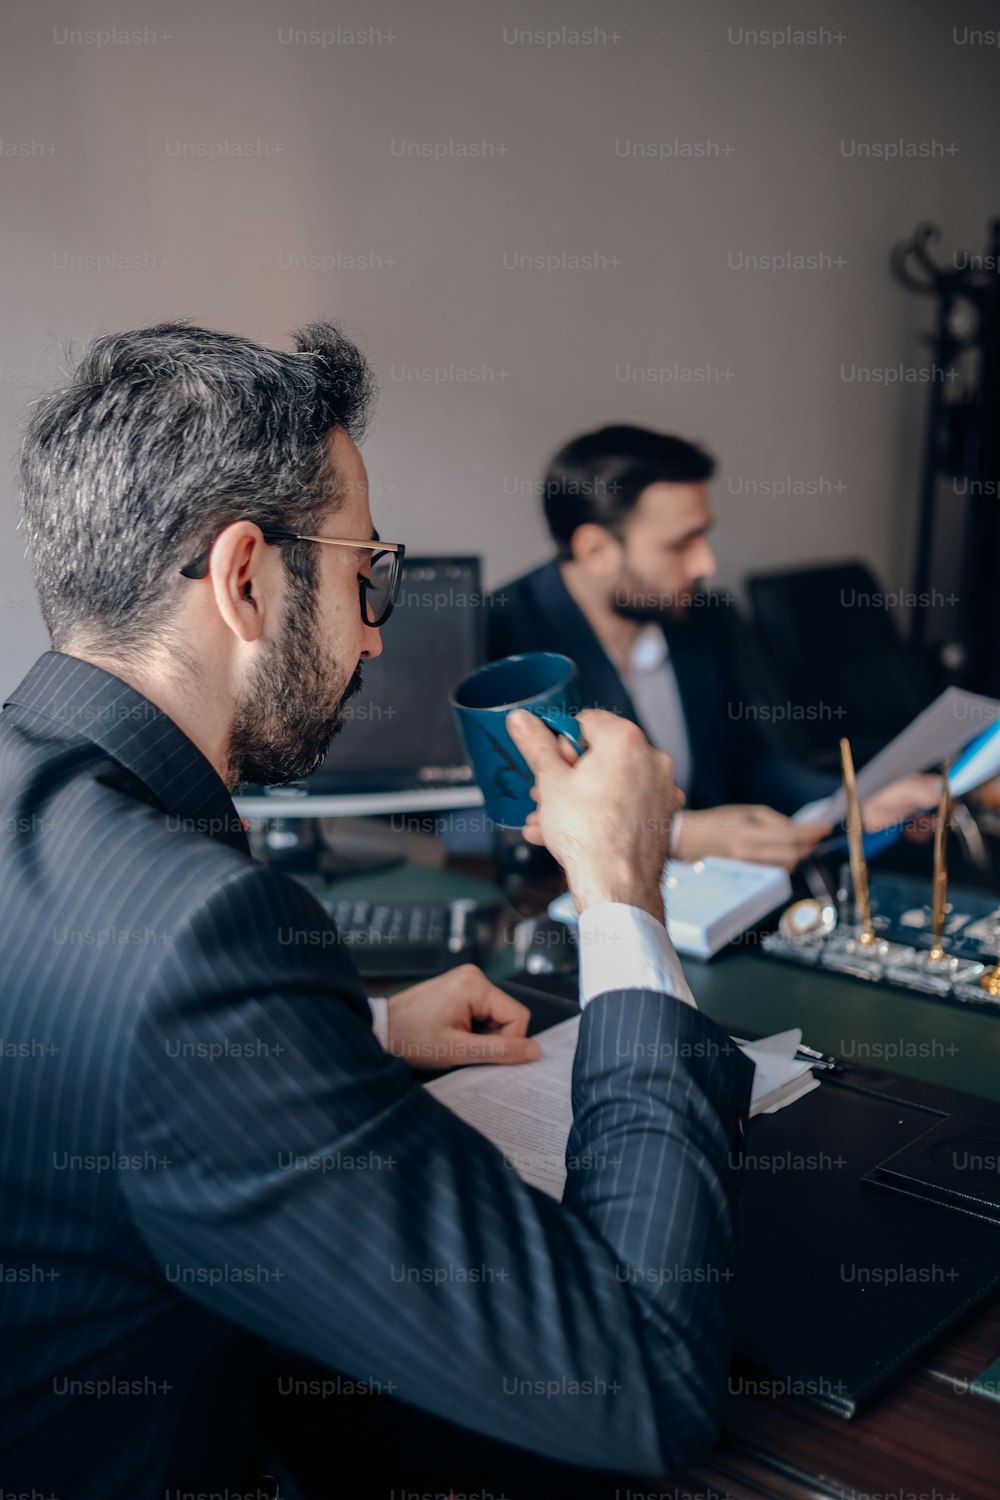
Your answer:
[425,1018,817,1198]
[548,857,792,959]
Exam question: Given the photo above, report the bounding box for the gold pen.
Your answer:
[926,761,951,964]
[839,737,877,946]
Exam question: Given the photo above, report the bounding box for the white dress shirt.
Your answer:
[576,902,695,1008]
[366,901,696,1046]
[623,623,691,794]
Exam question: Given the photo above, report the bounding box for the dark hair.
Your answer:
[542,424,715,560]
[19,319,377,655]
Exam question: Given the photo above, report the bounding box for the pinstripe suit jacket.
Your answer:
[0,651,754,1498]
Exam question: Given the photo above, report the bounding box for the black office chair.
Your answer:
[745,559,937,770]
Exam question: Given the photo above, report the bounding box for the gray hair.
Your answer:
[19,319,377,655]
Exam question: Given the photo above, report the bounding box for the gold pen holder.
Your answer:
[971,909,1000,997]
[955,970,1000,1006]
[981,966,1000,998]
[885,947,985,996]
[820,925,913,981]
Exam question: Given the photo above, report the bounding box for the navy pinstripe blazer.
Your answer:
[0,651,754,1498]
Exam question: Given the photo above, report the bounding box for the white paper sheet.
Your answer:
[425,1017,818,1199]
[794,686,1000,826]
[425,1018,582,1195]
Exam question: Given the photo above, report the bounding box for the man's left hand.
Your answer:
[386,964,542,1070]
[862,773,943,834]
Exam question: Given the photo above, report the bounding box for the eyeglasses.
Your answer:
[179,529,406,628]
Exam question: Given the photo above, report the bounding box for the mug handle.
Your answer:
[531,705,587,754]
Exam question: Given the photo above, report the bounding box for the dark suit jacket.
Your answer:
[489,559,834,815]
[0,651,754,1498]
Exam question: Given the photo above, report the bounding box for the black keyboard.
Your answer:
[324,897,483,978]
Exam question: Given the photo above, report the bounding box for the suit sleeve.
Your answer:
[713,609,838,814]
[118,865,754,1476]
[737,743,838,817]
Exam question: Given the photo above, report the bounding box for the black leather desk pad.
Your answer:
[736,1080,1000,1416]
[503,970,1000,1419]
[863,1115,1000,1225]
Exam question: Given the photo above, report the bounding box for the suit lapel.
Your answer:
[532,562,641,725]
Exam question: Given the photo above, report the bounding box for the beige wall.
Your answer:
[3,0,999,688]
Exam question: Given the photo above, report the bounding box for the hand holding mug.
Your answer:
[508,707,682,925]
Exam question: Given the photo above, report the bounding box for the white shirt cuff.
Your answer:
[577,903,697,1010]
[367,995,390,1049]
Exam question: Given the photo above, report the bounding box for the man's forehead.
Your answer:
[324,427,373,536]
[633,480,712,530]
[327,426,368,495]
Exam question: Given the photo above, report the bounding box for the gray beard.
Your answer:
[228,583,363,787]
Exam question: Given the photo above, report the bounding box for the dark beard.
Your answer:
[228,582,364,788]
[612,564,695,623]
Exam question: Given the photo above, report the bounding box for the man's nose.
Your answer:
[362,622,384,660]
[692,539,717,581]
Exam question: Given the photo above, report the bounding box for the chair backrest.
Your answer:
[745,559,936,765]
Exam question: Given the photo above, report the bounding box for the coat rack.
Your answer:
[891,220,1000,692]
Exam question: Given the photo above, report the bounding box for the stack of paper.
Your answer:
[737,1028,819,1114]
[426,1018,818,1200]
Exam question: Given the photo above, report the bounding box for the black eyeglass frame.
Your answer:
[179,529,406,628]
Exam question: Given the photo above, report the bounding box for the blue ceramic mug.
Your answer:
[450,653,586,828]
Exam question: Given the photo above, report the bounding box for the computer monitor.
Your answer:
[234,555,487,819]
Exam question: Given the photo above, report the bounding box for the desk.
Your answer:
[343,854,1000,1104]
[685,1300,1000,1500]
[338,854,1000,1498]
[686,948,1000,1106]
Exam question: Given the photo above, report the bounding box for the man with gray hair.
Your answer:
[0,320,753,1498]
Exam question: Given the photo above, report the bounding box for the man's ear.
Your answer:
[206,521,276,643]
[570,523,621,579]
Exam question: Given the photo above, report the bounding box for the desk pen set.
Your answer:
[763,739,1000,1011]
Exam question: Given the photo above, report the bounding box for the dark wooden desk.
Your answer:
[677,1039,1000,1500]
[339,853,1000,1497]
[685,1299,1000,1500]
